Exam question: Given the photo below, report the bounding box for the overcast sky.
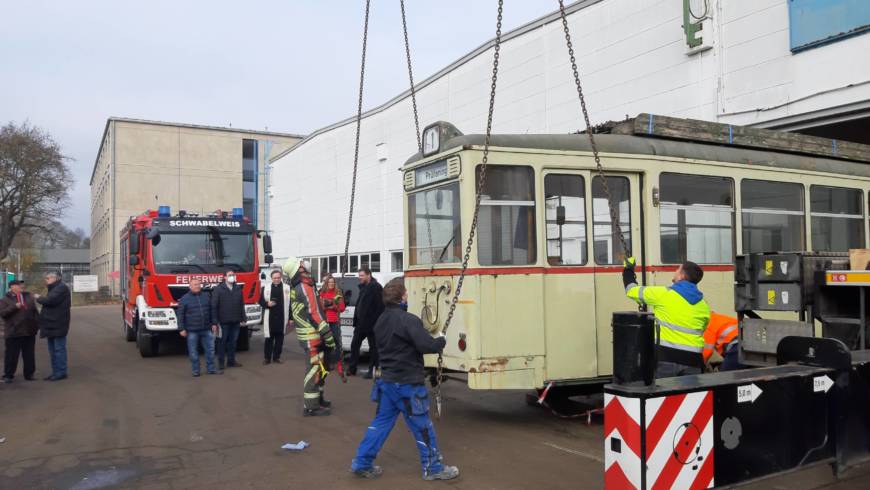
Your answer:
[1,0,561,232]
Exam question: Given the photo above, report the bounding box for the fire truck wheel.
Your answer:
[236,327,250,351]
[137,325,159,357]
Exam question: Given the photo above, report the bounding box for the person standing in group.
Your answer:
[319,274,346,369]
[623,258,710,377]
[351,278,459,481]
[178,278,222,377]
[35,272,71,382]
[283,257,337,416]
[259,269,291,365]
[1,280,39,383]
[211,271,246,370]
[348,267,384,379]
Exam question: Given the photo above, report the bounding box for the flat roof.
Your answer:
[269,0,603,163]
[90,117,305,185]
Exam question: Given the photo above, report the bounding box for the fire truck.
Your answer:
[120,206,272,357]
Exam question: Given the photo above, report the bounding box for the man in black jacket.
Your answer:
[351,278,459,481]
[178,278,221,377]
[211,271,246,370]
[0,280,39,383]
[35,272,71,381]
[348,267,384,378]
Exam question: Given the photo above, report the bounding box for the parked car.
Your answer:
[336,275,367,353]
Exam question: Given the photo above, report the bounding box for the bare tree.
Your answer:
[0,121,71,262]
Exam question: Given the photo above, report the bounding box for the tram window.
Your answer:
[741,180,805,253]
[811,186,864,252]
[592,176,631,265]
[477,166,536,266]
[408,182,461,266]
[660,173,734,264]
[545,174,586,265]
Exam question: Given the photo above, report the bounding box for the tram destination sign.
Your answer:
[415,160,449,187]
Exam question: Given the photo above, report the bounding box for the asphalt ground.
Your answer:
[0,305,868,489]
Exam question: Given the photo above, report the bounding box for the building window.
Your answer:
[391,251,403,272]
[308,257,320,283]
[350,256,359,272]
[660,173,734,264]
[320,257,329,278]
[371,253,381,272]
[592,176,631,265]
[243,139,258,226]
[477,166,536,266]
[545,174,587,266]
[741,180,805,253]
[328,255,338,273]
[811,186,865,252]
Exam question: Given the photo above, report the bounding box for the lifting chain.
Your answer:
[400,0,434,264]
[344,0,371,262]
[434,0,504,419]
[557,0,631,258]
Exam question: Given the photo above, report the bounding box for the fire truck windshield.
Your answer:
[151,231,255,274]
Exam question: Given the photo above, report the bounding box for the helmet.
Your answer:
[283,256,302,278]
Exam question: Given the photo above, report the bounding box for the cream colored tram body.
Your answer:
[402,119,870,391]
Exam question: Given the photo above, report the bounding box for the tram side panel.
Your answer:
[543,270,598,382]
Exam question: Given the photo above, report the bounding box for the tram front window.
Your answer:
[408,182,461,266]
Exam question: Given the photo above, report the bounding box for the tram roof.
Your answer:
[406,131,870,179]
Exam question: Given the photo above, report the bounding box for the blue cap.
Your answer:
[232,207,244,219]
[158,205,171,218]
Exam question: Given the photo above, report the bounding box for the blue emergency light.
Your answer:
[232,207,244,219]
[158,205,171,218]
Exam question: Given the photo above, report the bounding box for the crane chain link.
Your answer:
[400,0,434,264]
[434,0,504,419]
[344,0,371,262]
[557,0,631,258]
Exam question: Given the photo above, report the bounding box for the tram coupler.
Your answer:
[603,336,870,489]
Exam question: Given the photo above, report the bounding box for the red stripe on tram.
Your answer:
[403,264,734,277]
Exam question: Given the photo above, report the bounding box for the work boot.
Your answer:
[263,359,271,365]
[218,361,225,371]
[362,370,373,379]
[2,377,12,384]
[353,466,383,479]
[423,466,460,481]
[303,407,331,417]
[228,362,243,368]
[319,396,332,409]
[273,359,283,364]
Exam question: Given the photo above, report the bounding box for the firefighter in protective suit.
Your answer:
[283,257,337,416]
[623,258,710,378]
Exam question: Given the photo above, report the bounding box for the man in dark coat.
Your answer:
[0,280,39,383]
[35,272,72,381]
[178,278,221,377]
[348,267,384,378]
[259,269,291,364]
[211,271,246,370]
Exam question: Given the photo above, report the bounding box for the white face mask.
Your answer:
[226,275,236,284]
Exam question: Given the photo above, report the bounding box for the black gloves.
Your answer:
[622,257,637,289]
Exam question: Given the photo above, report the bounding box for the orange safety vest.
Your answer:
[703,312,739,362]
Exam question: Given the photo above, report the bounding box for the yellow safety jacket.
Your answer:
[626,281,710,367]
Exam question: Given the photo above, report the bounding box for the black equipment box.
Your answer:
[734,252,848,311]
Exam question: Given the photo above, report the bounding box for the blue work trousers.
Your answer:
[47,336,68,378]
[721,343,743,371]
[186,329,216,375]
[352,380,444,477]
[218,323,240,366]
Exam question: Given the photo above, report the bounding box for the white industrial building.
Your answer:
[269,0,870,279]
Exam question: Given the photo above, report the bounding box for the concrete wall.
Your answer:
[269,0,870,267]
[90,120,300,293]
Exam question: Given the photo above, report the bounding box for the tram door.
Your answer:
[591,173,643,377]
[541,170,598,381]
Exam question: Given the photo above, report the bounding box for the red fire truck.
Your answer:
[120,206,272,357]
